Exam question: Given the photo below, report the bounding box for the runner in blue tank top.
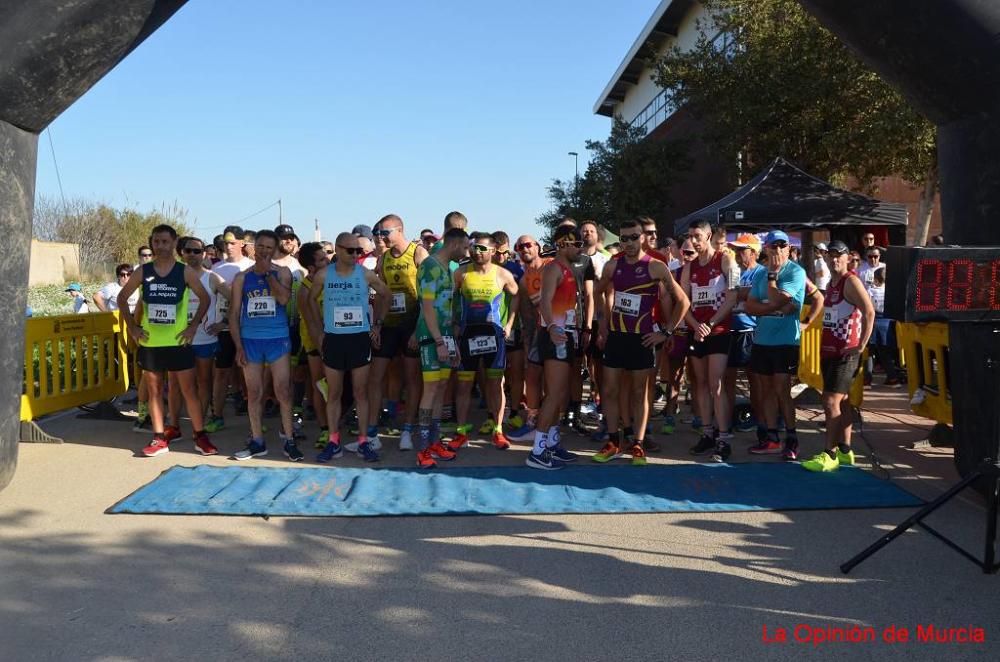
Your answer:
[228,230,300,462]
[306,232,391,463]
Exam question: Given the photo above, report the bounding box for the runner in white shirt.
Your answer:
[813,243,831,292]
[93,263,139,313]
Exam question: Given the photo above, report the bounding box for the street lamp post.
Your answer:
[568,151,579,208]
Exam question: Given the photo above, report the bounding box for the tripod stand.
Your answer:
[841,460,1000,574]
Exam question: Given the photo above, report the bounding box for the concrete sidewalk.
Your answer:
[1,387,996,661]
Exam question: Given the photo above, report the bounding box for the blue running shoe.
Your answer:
[550,445,578,463]
[691,415,703,431]
[357,440,380,463]
[233,438,267,461]
[316,440,343,463]
[525,449,565,470]
[505,424,536,442]
[282,436,304,462]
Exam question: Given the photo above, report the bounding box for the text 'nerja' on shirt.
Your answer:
[323,263,370,335]
[140,261,188,348]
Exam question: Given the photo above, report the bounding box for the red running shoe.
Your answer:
[416,449,437,469]
[163,425,183,443]
[428,441,457,461]
[492,432,511,450]
[194,431,218,456]
[142,436,169,457]
[446,433,468,452]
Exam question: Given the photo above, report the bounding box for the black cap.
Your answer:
[274,224,296,237]
[827,240,849,255]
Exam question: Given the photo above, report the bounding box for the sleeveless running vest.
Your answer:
[521,258,550,308]
[240,269,289,340]
[539,260,577,329]
[609,254,659,334]
[821,273,863,357]
[187,271,217,346]
[688,251,730,335]
[323,263,370,335]
[140,261,188,348]
[460,264,504,329]
[381,242,419,327]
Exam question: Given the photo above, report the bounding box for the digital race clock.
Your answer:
[885,246,1000,322]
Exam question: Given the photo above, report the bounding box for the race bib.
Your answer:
[147,303,176,325]
[334,306,364,328]
[443,335,458,358]
[248,295,276,319]
[613,291,641,316]
[565,309,577,328]
[468,335,498,356]
[390,292,406,314]
[823,308,836,328]
[216,295,230,319]
[187,296,200,323]
[692,284,715,308]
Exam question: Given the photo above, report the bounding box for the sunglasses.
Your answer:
[374,228,398,238]
[338,245,364,255]
[515,242,536,251]
[182,247,204,255]
[496,249,510,257]
[681,249,697,257]
[769,241,789,248]
[619,233,642,243]
[557,240,583,249]
[118,271,132,277]
[644,230,657,237]
[471,244,493,253]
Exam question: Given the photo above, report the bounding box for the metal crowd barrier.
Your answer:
[797,307,866,407]
[21,312,132,430]
[895,322,951,425]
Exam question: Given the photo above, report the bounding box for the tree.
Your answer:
[654,0,938,243]
[536,118,691,237]
[32,195,191,276]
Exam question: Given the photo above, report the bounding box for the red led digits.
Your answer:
[945,259,974,310]
[915,259,942,312]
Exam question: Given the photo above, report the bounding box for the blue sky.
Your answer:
[35,0,659,242]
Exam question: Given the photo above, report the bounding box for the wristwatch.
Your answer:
[767,273,778,281]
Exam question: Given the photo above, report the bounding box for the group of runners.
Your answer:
[116,212,876,473]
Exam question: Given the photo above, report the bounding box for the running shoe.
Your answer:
[316,440,343,463]
[592,442,622,463]
[428,441,457,461]
[491,432,511,450]
[660,415,676,435]
[578,402,597,416]
[836,448,855,466]
[204,416,225,433]
[193,431,218,456]
[802,451,839,472]
[446,433,469,452]
[629,443,648,467]
[508,414,525,429]
[162,425,183,444]
[590,422,609,443]
[315,427,329,449]
[505,424,536,442]
[399,429,414,451]
[357,440,380,463]
[550,445,578,462]
[690,415,703,431]
[416,448,436,469]
[282,436,304,462]
[710,440,731,463]
[571,417,590,435]
[688,435,715,456]
[479,418,496,435]
[748,439,782,455]
[142,435,169,458]
[526,448,564,471]
[132,414,151,434]
[234,439,267,461]
[782,438,800,462]
[345,436,383,453]
[643,437,661,453]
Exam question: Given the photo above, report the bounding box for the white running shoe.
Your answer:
[399,430,413,451]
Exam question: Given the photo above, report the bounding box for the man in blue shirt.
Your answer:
[745,230,806,460]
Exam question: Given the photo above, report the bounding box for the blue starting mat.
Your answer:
[107,462,922,517]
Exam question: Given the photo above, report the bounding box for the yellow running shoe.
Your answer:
[802,451,840,472]
[837,448,855,466]
[479,418,496,435]
[592,442,622,463]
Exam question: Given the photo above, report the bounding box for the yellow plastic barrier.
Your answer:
[21,312,132,421]
[895,321,951,425]
[797,306,865,407]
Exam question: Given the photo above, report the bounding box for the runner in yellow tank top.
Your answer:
[368,214,429,451]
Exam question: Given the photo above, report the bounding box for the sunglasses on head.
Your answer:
[471,244,492,253]
[182,247,203,254]
[515,242,535,251]
[769,241,789,248]
[338,245,364,255]
[619,233,642,243]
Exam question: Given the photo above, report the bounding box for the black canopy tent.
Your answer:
[673,157,908,242]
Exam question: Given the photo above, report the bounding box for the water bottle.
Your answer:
[554,325,567,359]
